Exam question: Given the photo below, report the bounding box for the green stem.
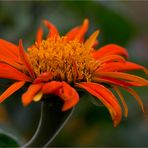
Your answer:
[23,98,74,147]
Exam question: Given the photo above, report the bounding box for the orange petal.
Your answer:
[0,40,21,63]
[0,63,31,81]
[33,72,53,83]
[97,62,129,72]
[94,72,148,86]
[98,62,148,74]
[92,44,129,59]
[76,82,122,127]
[0,81,25,103]
[113,86,128,117]
[66,26,80,41]
[42,81,62,94]
[98,55,126,64]
[57,82,79,111]
[84,30,100,49]
[0,54,24,71]
[93,76,142,87]
[119,62,148,75]
[0,39,19,57]
[43,20,59,38]
[22,84,42,106]
[19,39,35,79]
[62,97,79,111]
[36,27,43,44]
[75,19,89,41]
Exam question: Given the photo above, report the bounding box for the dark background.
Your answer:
[0,1,148,147]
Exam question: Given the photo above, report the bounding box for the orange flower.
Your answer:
[0,19,148,127]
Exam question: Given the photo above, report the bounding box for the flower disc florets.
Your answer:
[28,36,99,83]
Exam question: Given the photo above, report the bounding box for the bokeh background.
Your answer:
[0,1,148,147]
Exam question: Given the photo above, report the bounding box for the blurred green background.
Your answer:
[0,1,148,147]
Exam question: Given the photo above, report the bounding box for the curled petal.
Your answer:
[123,87,145,112]
[42,81,62,94]
[0,63,31,81]
[43,20,59,38]
[36,27,43,44]
[22,84,42,106]
[113,86,128,117]
[93,77,145,113]
[92,44,128,59]
[57,82,79,111]
[76,82,122,127]
[19,39,35,79]
[62,97,79,112]
[0,81,25,103]
[42,81,79,111]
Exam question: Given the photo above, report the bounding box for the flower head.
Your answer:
[0,19,148,127]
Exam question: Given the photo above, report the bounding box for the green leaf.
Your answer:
[0,133,19,147]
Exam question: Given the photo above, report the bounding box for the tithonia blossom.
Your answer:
[0,19,148,127]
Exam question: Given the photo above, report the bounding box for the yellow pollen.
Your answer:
[27,36,99,83]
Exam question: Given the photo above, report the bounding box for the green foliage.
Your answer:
[63,1,136,46]
[0,133,19,147]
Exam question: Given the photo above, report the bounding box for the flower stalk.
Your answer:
[24,96,74,147]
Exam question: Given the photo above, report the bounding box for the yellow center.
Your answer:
[27,36,99,83]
